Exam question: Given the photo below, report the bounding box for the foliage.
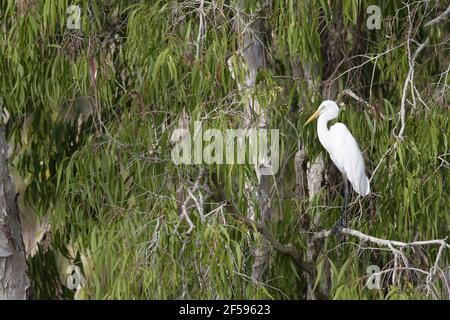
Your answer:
[0,0,448,299]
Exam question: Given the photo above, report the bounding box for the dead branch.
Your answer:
[195,0,206,59]
[424,5,450,27]
[175,168,207,234]
[313,227,449,249]
[397,39,428,139]
[313,227,449,298]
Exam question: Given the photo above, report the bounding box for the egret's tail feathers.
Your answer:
[359,176,370,196]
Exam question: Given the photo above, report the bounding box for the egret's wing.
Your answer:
[328,123,370,196]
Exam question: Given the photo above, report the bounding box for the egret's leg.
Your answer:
[332,174,349,235]
[341,176,349,226]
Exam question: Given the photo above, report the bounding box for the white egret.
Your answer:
[304,100,370,232]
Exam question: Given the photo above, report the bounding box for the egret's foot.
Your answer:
[331,224,342,236]
[331,217,345,236]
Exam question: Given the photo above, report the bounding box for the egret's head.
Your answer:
[304,100,339,126]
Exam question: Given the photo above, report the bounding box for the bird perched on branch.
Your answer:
[304,100,370,233]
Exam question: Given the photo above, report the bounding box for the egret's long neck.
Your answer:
[317,113,335,151]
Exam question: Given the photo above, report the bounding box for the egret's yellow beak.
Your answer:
[304,108,322,126]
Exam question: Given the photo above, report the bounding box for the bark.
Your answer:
[306,157,325,201]
[304,155,328,300]
[294,145,307,200]
[0,126,29,299]
[16,0,38,14]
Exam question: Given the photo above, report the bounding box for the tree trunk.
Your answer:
[291,1,346,299]
[236,1,272,284]
[0,126,29,299]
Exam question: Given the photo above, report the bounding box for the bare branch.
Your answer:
[424,5,450,27]
[340,89,371,108]
[175,169,207,234]
[397,39,428,140]
[195,0,206,59]
[313,227,450,249]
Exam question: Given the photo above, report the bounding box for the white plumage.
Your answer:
[305,100,370,196]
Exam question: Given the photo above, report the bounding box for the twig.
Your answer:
[397,39,428,139]
[176,169,206,234]
[426,242,447,287]
[340,89,371,108]
[195,0,206,59]
[339,89,383,118]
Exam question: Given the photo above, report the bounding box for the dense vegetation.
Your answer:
[0,0,449,299]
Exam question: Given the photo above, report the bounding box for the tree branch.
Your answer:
[397,39,428,139]
[313,227,450,249]
[212,190,311,275]
[424,5,450,28]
